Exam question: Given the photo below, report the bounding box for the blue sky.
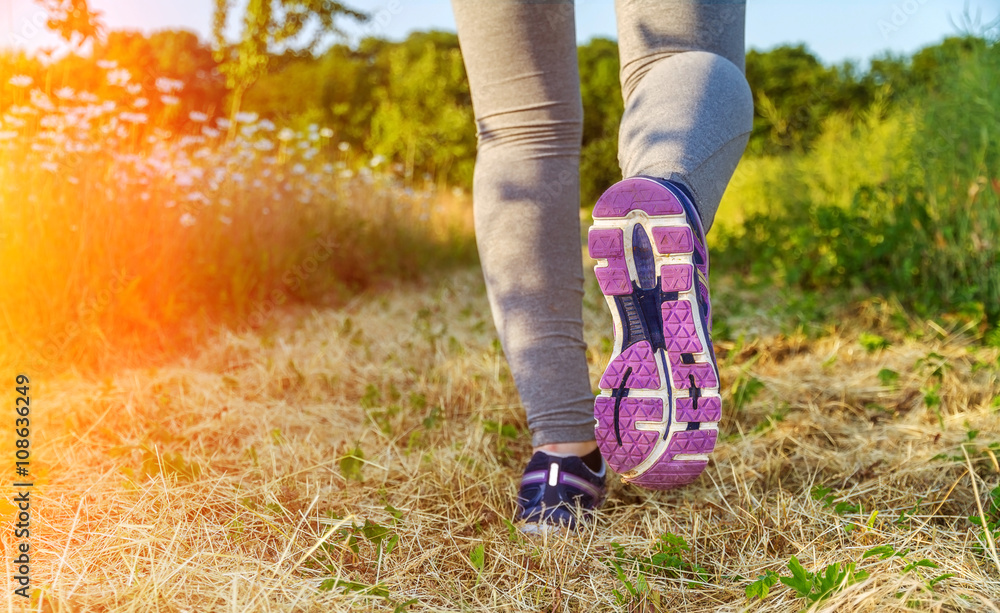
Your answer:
[3,0,998,66]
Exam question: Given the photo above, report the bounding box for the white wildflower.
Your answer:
[216,118,231,129]
[370,154,386,167]
[258,119,275,131]
[234,112,258,123]
[40,161,59,172]
[0,131,18,141]
[107,68,132,86]
[155,77,184,93]
[8,75,33,88]
[320,127,334,138]
[120,112,148,124]
[160,95,180,106]
[127,84,142,96]
[277,128,295,142]
[189,111,208,123]
[291,163,306,175]
[202,126,220,138]
[165,200,176,208]
[54,87,75,100]
[133,97,149,109]
[338,142,350,152]
[254,139,275,152]
[78,91,99,103]
[219,215,233,225]
[179,213,197,227]
[30,90,55,112]
[97,59,118,70]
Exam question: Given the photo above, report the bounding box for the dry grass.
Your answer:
[2,255,999,612]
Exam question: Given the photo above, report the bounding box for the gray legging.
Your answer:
[451,0,753,446]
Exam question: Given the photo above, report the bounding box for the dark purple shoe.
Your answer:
[588,176,721,490]
[516,451,606,531]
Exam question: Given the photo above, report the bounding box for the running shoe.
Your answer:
[588,176,721,490]
[516,450,606,530]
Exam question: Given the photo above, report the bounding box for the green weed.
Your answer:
[339,444,365,482]
[731,373,765,412]
[747,556,868,606]
[968,484,1000,562]
[859,332,890,353]
[877,368,900,387]
[604,532,709,605]
[317,508,416,610]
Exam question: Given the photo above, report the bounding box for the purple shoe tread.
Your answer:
[665,429,718,457]
[626,460,708,489]
[661,264,693,292]
[675,396,722,422]
[593,178,684,218]
[588,228,625,258]
[670,362,719,389]
[595,257,631,296]
[600,341,660,390]
[661,301,704,353]
[595,397,663,473]
[652,226,694,255]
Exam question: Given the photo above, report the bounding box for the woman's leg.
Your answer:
[450,0,596,449]
[615,0,753,231]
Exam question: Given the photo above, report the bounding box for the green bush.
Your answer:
[713,41,1000,324]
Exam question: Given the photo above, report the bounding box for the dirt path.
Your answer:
[5,266,1000,612]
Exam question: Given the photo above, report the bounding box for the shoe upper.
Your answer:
[516,451,607,528]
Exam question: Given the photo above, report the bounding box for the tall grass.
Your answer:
[0,64,476,374]
[714,40,1000,325]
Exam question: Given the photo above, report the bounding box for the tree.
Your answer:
[578,38,624,206]
[366,31,475,187]
[211,0,367,136]
[34,0,104,49]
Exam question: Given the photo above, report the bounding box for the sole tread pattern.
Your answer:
[589,177,721,490]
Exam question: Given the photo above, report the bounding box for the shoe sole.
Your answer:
[588,177,721,490]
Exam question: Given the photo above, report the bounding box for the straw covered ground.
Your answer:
[3,257,1000,612]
